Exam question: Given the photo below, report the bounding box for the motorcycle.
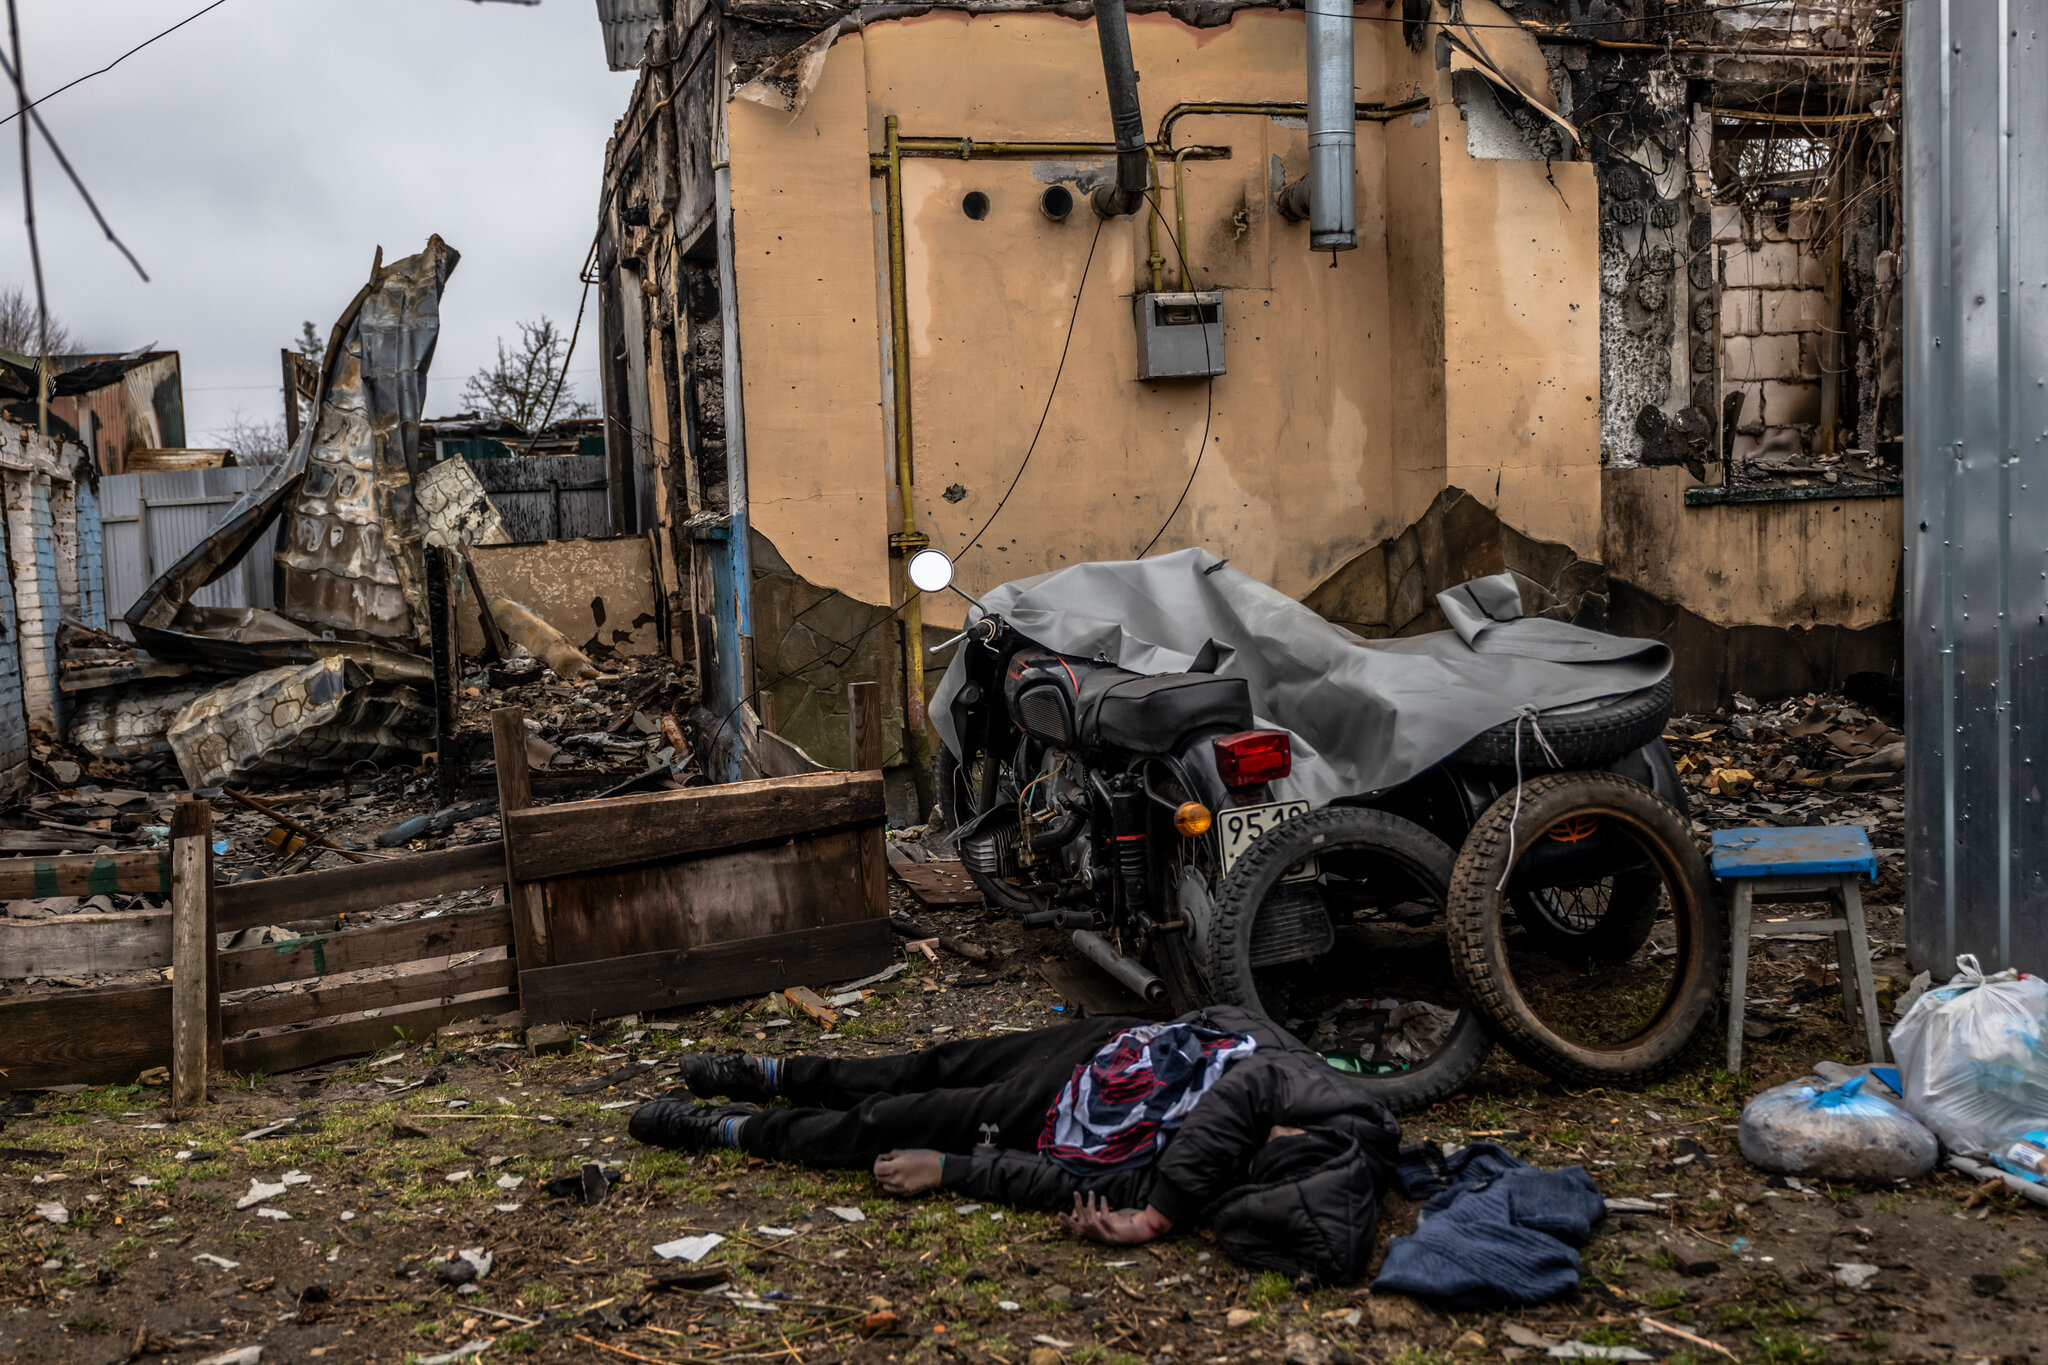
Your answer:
[913,548,1701,1111]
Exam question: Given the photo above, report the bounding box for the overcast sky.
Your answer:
[0,0,636,443]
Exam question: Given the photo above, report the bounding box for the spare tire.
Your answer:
[1445,770,1723,1089]
[1451,678,1672,770]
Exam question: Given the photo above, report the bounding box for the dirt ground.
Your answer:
[8,695,2041,1365]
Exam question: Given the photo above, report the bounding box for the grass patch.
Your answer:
[1752,1331,1828,1365]
[1246,1271,1293,1308]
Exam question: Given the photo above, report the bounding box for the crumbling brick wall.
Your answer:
[0,520,25,801]
[1717,204,1831,463]
[73,477,106,631]
[1,466,62,731]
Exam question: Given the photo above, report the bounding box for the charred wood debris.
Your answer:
[3,237,702,987]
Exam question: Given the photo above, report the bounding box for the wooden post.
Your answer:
[491,707,552,974]
[847,681,888,919]
[464,556,511,662]
[281,348,301,447]
[426,544,462,806]
[847,680,882,771]
[169,801,215,1105]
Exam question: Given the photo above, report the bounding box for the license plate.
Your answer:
[1218,799,1314,879]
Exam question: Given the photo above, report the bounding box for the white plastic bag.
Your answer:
[1738,1075,1938,1181]
[1889,954,2048,1158]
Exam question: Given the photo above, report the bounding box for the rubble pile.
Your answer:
[1667,686,1904,847]
[3,233,703,938]
[1,649,698,983]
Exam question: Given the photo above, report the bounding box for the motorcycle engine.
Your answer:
[958,822,1015,882]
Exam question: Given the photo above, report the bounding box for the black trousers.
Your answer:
[740,1016,1136,1169]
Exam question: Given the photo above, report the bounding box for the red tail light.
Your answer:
[1214,729,1291,787]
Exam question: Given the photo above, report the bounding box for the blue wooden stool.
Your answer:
[1711,825,1883,1072]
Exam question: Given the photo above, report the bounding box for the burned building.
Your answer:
[591,0,1899,796]
[28,349,188,475]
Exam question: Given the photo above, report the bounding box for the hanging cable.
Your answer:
[0,45,147,282]
[0,0,230,129]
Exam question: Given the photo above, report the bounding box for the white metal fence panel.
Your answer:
[99,468,280,631]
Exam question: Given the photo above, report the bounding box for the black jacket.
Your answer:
[938,1006,1400,1283]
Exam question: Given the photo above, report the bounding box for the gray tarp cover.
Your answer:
[931,549,1672,806]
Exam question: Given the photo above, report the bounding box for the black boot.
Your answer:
[629,1100,756,1151]
[679,1052,776,1101]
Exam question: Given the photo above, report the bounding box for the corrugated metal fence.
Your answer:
[96,457,611,631]
[1904,0,2048,972]
[99,467,280,626]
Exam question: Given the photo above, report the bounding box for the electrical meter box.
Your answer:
[1134,291,1226,380]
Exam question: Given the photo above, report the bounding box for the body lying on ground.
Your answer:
[628,1006,1399,1284]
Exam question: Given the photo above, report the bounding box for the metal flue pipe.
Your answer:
[1090,0,1150,219]
[1304,0,1356,251]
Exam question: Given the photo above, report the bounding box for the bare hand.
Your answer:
[873,1149,945,1195]
[1059,1192,1172,1245]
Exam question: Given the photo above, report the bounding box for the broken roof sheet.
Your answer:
[122,236,460,680]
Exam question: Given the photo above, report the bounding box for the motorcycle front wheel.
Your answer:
[935,744,1037,914]
[1204,807,1491,1115]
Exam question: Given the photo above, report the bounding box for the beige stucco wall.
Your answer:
[1603,466,1901,629]
[727,37,893,604]
[728,4,1605,635]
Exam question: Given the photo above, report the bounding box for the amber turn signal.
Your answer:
[1174,802,1213,837]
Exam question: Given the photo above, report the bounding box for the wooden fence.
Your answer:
[0,686,891,1094]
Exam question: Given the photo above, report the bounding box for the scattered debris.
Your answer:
[1545,1343,1653,1362]
[653,1233,724,1263]
[235,1180,287,1211]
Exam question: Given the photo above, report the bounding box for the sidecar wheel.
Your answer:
[1207,807,1490,1115]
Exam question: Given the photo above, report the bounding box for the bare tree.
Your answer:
[0,283,73,356]
[460,316,592,431]
[208,409,290,467]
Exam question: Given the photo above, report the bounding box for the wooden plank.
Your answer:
[223,991,517,1077]
[888,859,984,906]
[847,680,889,920]
[0,850,169,899]
[212,842,504,933]
[491,707,552,970]
[505,770,884,881]
[0,983,171,1087]
[542,827,875,965]
[518,918,895,1024]
[171,828,211,1108]
[219,904,514,992]
[170,799,221,1075]
[0,911,173,977]
[847,680,883,770]
[222,957,517,1035]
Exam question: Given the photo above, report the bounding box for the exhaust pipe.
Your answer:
[1304,0,1356,251]
[1090,0,1149,219]
[1073,929,1167,1003]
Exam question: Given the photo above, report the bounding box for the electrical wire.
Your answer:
[0,44,146,282]
[0,0,230,130]
[1135,196,1213,559]
[516,238,598,453]
[954,212,1106,560]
